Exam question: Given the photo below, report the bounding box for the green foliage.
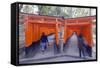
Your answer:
[38,5,70,18]
[19,5,95,18]
[38,5,52,15]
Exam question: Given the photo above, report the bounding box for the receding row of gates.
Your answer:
[20,13,96,49]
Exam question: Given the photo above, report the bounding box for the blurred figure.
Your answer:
[82,36,92,57]
[78,33,85,58]
[40,33,48,54]
[53,38,59,54]
[78,33,92,58]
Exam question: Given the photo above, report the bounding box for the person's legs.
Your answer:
[79,47,82,57]
[80,50,82,57]
[82,44,86,57]
[81,48,85,58]
[78,46,85,58]
[86,46,92,57]
[40,42,45,54]
[78,44,82,57]
[44,42,47,50]
[54,43,57,54]
[88,47,92,57]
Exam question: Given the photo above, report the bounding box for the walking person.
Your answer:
[40,33,48,54]
[53,38,59,54]
[83,37,92,57]
[78,34,86,58]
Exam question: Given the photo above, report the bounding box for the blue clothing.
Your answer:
[78,37,92,57]
[41,35,48,43]
[40,42,46,51]
[40,34,48,52]
[78,37,85,57]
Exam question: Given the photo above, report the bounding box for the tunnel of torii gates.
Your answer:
[19,13,96,49]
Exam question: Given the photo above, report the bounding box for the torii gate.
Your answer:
[64,16,95,47]
[20,13,96,48]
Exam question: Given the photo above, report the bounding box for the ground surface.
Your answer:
[19,33,96,64]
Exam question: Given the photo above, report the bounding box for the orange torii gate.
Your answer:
[23,14,62,47]
[64,16,95,47]
[21,13,96,48]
